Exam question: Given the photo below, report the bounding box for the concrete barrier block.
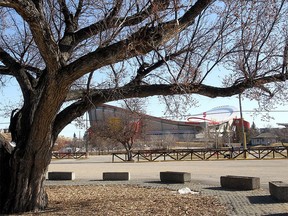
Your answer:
[269,181,288,202]
[220,175,260,190]
[160,171,191,183]
[48,172,75,180]
[103,172,130,181]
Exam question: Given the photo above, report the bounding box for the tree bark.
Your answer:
[0,85,60,213]
[0,140,51,213]
[123,142,134,161]
[126,150,133,161]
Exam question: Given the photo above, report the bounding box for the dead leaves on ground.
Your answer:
[23,185,227,216]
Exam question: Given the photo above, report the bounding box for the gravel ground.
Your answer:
[19,184,228,216]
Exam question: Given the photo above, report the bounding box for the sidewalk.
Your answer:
[47,156,288,215]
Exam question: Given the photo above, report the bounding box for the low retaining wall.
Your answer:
[103,172,130,181]
[220,175,260,190]
[160,171,191,183]
[47,172,75,180]
[269,181,288,202]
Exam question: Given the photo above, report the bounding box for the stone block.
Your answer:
[48,172,75,180]
[220,175,260,190]
[160,171,191,183]
[103,172,130,181]
[269,181,288,202]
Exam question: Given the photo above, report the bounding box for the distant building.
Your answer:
[88,104,250,144]
[250,132,278,146]
[88,104,206,142]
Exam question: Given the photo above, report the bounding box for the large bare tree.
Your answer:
[0,0,288,213]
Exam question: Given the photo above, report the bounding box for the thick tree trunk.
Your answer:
[0,74,69,214]
[0,141,51,213]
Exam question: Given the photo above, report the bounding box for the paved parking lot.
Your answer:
[49,156,288,188]
[47,156,288,215]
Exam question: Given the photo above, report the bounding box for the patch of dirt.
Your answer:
[21,185,228,215]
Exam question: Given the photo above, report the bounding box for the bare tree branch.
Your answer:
[0,0,62,71]
[61,0,212,84]
[70,0,170,48]
[0,47,34,94]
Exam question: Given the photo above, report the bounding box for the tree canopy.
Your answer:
[0,0,287,137]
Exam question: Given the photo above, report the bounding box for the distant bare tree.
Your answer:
[90,113,142,161]
[121,98,147,114]
[88,129,121,152]
[53,135,71,152]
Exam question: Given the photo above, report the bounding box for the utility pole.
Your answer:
[238,94,247,158]
[85,112,89,158]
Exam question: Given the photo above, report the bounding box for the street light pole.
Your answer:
[238,94,247,158]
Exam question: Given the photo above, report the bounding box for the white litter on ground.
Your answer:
[177,187,199,195]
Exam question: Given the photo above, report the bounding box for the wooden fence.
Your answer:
[52,152,87,159]
[111,146,288,162]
